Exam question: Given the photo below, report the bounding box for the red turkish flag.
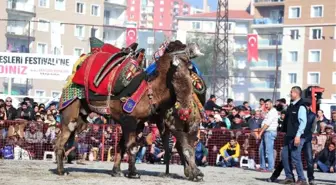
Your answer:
[247,34,258,62]
[126,28,137,47]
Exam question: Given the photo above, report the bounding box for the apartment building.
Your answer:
[127,0,190,30]
[176,11,253,105]
[282,0,336,100]
[0,0,127,100]
[250,0,283,104]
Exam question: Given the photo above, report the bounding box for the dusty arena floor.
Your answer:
[0,160,335,185]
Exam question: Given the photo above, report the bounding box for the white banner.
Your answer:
[0,52,77,81]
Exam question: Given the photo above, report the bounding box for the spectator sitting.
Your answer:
[204,95,222,111]
[223,98,235,112]
[48,102,57,111]
[248,110,263,138]
[314,142,336,173]
[45,114,56,126]
[87,124,102,161]
[228,107,239,123]
[217,137,240,167]
[38,103,45,112]
[312,136,322,159]
[16,102,33,121]
[0,99,4,106]
[331,112,336,133]
[0,104,7,139]
[194,136,208,166]
[35,114,43,122]
[45,115,57,143]
[259,98,266,113]
[87,112,101,124]
[219,109,231,129]
[325,125,335,136]
[149,129,174,164]
[135,122,150,164]
[316,110,330,133]
[24,123,44,144]
[5,97,17,120]
[241,101,252,111]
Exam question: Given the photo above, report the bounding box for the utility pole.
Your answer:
[272,33,280,103]
[26,20,30,96]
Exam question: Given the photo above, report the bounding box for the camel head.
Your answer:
[155,40,204,120]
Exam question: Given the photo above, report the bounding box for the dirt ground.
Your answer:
[0,160,335,185]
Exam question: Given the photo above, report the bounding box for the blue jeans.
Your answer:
[303,140,314,181]
[317,161,330,173]
[259,131,277,171]
[282,137,306,181]
[219,151,238,167]
[136,146,147,162]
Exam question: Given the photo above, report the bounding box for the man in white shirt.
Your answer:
[257,99,278,172]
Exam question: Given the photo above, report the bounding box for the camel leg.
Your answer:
[163,129,171,175]
[173,131,203,181]
[126,132,140,178]
[111,136,125,177]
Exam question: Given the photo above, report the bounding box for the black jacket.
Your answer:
[16,107,34,121]
[204,100,221,111]
[6,106,17,120]
[315,148,336,167]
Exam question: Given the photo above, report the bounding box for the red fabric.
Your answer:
[102,44,120,54]
[126,28,137,47]
[72,52,122,95]
[247,34,258,62]
[178,108,192,121]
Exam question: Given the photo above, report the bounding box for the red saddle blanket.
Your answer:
[72,51,140,96]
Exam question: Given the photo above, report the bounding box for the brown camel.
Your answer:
[55,41,202,178]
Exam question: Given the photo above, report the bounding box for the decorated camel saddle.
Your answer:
[60,37,205,116]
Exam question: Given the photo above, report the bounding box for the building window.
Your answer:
[289,6,301,18]
[192,22,201,30]
[35,90,46,97]
[289,51,298,62]
[38,19,49,32]
[76,2,85,14]
[309,50,321,62]
[159,22,163,27]
[74,25,85,37]
[39,0,49,7]
[160,8,164,12]
[307,72,320,85]
[288,73,297,84]
[37,43,47,54]
[91,5,100,16]
[131,6,135,11]
[53,46,63,55]
[311,5,323,18]
[91,27,99,38]
[74,48,83,57]
[310,28,322,40]
[131,0,135,4]
[333,72,336,84]
[51,91,61,98]
[160,0,164,5]
[290,29,299,40]
[55,0,65,10]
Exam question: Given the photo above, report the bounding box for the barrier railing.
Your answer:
[0,120,334,168]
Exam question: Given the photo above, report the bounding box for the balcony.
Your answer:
[258,37,282,49]
[254,0,284,7]
[6,25,35,41]
[6,1,36,16]
[248,81,279,92]
[104,0,127,7]
[104,15,126,27]
[252,17,283,28]
[249,60,281,70]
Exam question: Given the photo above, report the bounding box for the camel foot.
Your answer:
[184,166,204,181]
[125,171,141,179]
[111,167,122,177]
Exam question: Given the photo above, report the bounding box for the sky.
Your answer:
[184,0,218,11]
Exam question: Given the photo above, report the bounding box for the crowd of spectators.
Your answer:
[0,94,335,179]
